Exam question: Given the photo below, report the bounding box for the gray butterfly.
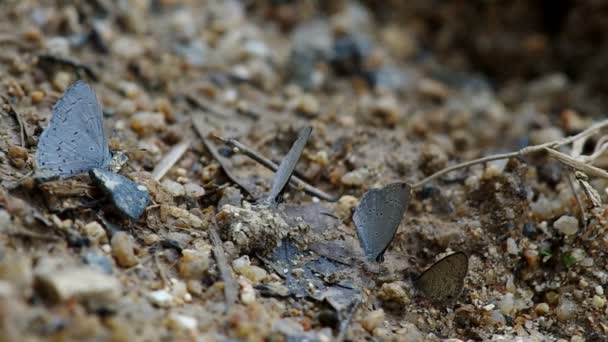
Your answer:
[353,182,411,262]
[415,252,469,305]
[35,80,149,220]
[261,126,312,207]
[35,80,111,180]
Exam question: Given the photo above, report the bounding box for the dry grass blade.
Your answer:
[575,171,602,207]
[544,148,608,179]
[209,217,237,314]
[151,140,190,181]
[217,136,339,202]
[192,115,254,198]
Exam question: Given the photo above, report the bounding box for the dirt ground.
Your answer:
[1,1,608,341]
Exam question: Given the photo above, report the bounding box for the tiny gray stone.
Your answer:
[89,168,150,220]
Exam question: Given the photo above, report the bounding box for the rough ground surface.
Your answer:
[1,1,608,341]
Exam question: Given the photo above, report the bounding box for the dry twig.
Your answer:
[151,140,190,181]
[209,214,238,314]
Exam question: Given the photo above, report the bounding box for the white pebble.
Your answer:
[146,290,173,307]
[506,238,519,255]
[162,179,186,197]
[554,215,578,236]
[167,313,197,331]
[596,285,604,296]
[184,183,205,197]
[498,293,514,316]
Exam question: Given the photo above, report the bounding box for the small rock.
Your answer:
[596,285,604,295]
[35,266,121,304]
[0,209,11,231]
[90,169,150,221]
[592,295,606,309]
[184,183,205,198]
[498,293,514,316]
[82,221,107,245]
[112,37,145,59]
[239,277,256,305]
[52,71,72,92]
[111,231,139,267]
[82,252,114,275]
[522,223,538,239]
[162,179,185,197]
[7,145,28,169]
[555,298,576,321]
[361,309,384,333]
[162,206,203,228]
[296,94,320,117]
[167,313,198,332]
[554,215,579,236]
[146,290,173,307]
[143,233,161,245]
[417,78,450,100]
[30,90,44,104]
[218,187,242,208]
[535,302,550,315]
[179,248,211,279]
[232,257,268,284]
[341,168,370,186]
[330,34,371,76]
[129,112,166,137]
[395,322,424,341]
[506,238,519,255]
[336,195,358,218]
[377,282,410,305]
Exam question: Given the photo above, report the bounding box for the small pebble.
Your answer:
[555,298,576,321]
[377,282,410,305]
[146,290,173,307]
[361,309,385,333]
[184,183,205,197]
[167,313,197,332]
[239,277,256,305]
[111,232,139,267]
[8,145,28,168]
[596,285,604,295]
[592,295,606,309]
[52,72,72,92]
[335,195,358,218]
[498,293,514,316]
[179,248,211,279]
[341,168,370,186]
[506,238,519,255]
[144,233,161,245]
[90,169,150,220]
[162,179,186,197]
[535,303,550,315]
[82,221,107,245]
[130,112,166,137]
[34,266,121,304]
[296,94,320,117]
[30,90,44,104]
[554,215,578,236]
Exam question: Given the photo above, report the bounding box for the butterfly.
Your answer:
[415,252,469,305]
[35,80,149,220]
[353,182,411,262]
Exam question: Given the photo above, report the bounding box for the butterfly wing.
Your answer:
[35,81,111,179]
[416,252,469,305]
[353,182,410,261]
[264,126,312,206]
